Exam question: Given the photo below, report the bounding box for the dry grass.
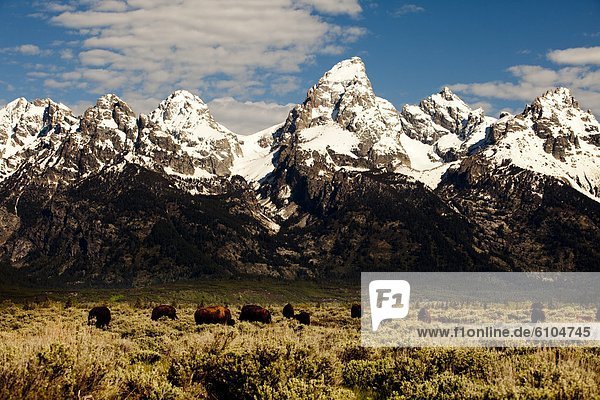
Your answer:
[0,299,598,399]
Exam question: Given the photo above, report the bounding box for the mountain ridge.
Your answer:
[1,57,599,285]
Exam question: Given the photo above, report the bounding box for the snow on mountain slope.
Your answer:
[0,98,78,181]
[384,87,496,188]
[278,57,410,170]
[232,124,281,184]
[479,88,600,200]
[400,87,494,162]
[137,90,242,178]
[0,59,597,207]
[0,98,45,160]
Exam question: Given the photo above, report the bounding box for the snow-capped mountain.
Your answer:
[137,90,243,179]
[0,98,78,180]
[278,57,410,173]
[482,88,600,199]
[399,87,494,161]
[0,56,599,284]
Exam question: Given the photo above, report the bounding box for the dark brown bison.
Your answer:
[195,306,235,325]
[294,311,310,325]
[531,303,546,323]
[88,306,111,329]
[418,307,432,323]
[152,305,177,321]
[283,303,295,319]
[351,304,361,318]
[239,305,271,323]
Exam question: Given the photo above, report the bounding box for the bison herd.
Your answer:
[87,301,600,329]
[87,303,364,329]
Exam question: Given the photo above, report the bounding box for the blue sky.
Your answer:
[1,0,599,133]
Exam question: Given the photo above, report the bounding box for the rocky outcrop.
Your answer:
[400,87,492,161]
[138,90,242,178]
[279,57,410,169]
[265,58,412,211]
[481,88,600,199]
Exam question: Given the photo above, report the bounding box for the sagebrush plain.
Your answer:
[0,281,598,399]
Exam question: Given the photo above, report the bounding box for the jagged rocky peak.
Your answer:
[0,97,76,162]
[283,57,377,134]
[420,87,480,129]
[528,87,579,116]
[474,88,600,200]
[80,94,138,147]
[398,88,493,167]
[148,89,229,135]
[318,56,370,89]
[401,87,486,145]
[489,87,600,159]
[277,57,409,170]
[136,90,242,179]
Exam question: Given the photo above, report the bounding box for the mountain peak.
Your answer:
[439,86,455,100]
[149,90,227,135]
[4,97,29,110]
[533,87,578,110]
[319,56,369,86]
[95,93,126,106]
[165,90,206,105]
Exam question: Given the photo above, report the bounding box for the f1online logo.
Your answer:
[369,280,411,331]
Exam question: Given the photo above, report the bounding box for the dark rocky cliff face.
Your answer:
[438,159,600,272]
[0,164,287,286]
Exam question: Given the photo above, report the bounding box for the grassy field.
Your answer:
[0,281,599,399]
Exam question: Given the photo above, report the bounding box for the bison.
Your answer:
[195,306,235,325]
[294,311,310,325]
[282,303,295,319]
[351,304,361,319]
[152,305,177,321]
[418,307,432,323]
[531,303,546,323]
[88,306,111,329]
[239,305,271,323]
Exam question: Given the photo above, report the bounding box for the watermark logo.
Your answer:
[369,279,410,331]
[362,272,600,347]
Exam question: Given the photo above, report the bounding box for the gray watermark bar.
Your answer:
[361,272,600,347]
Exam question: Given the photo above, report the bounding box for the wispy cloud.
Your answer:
[0,80,15,93]
[299,0,362,16]
[59,49,75,60]
[208,97,294,135]
[547,46,600,66]
[449,46,600,116]
[392,4,425,16]
[1,44,52,56]
[28,0,365,114]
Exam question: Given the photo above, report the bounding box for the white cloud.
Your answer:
[65,100,93,116]
[208,97,294,134]
[121,91,163,115]
[468,100,493,114]
[60,49,75,60]
[16,44,42,55]
[42,0,365,102]
[547,46,600,66]
[393,4,425,16]
[299,0,362,16]
[44,79,72,89]
[0,44,53,57]
[449,46,600,117]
